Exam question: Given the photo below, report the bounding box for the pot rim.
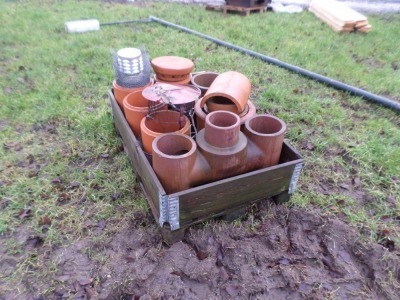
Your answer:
[140,110,190,136]
[153,133,196,159]
[245,114,287,137]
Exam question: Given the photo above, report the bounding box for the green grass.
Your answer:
[0,0,399,297]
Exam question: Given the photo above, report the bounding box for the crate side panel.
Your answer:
[178,163,295,222]
[110,91,163,216]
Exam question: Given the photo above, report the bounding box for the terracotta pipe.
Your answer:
[112,80,152,110]
[200,71,251,114]
[140,110,191,154]
[243,114,286,168]
[152,112,286,193]
[152,133,197,194]
[123,91,167,138]
[194,97,257,130]
[191,72,219,96]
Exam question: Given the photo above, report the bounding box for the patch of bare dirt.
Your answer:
[2,202,399,299]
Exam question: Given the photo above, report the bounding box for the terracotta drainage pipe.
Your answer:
[200,71,251,114]
[191,72,219,96]
[113,80,152,110]
[123,91,167,138]
[140,110,191,154]
[152,111,286,194]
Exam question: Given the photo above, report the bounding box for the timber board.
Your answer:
[110,90,163,217]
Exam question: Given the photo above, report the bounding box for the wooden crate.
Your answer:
[206,5,267,16]
[224,5,266,16]
[109,90,303,244]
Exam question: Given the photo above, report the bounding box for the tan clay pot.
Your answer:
[113,80,152,110]
[200,71,251,114]
[140,110,191,154]
[151,56,194,82]
[123,91,167,138]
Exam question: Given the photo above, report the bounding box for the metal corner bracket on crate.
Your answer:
[289,162,303,194]
[159,194,180,230]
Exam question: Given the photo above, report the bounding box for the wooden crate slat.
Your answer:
[175,162,297,222]
[109,91,164,217]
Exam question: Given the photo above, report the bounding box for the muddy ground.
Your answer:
[1,201,399,299]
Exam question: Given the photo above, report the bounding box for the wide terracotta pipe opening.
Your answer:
[152,133,197,194]
[246,115,286,136]
[191,72,219,95]
[244,114,286,167]
[140,110,190,154]
[204,111,240,148]
[154,133,196,157]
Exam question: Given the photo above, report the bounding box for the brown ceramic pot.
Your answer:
[123,91,167,138]
[191,72,219,96]
[200,71,251,114]
[151,56,194,82]
[243,114,286,168]
[112,80,152,110]
[140,110,191,154]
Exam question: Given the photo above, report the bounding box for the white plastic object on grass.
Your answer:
[65,19,100,33]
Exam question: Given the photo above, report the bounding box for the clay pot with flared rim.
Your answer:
[140,110,191,154]
[123,91,167,138]
[113,80,152,110]
[191,72,219,96]
[243,114,286,168]
[154,74,192,85]
[152,133,197,194]
[200,71,251,114]
[195,97,257,130]
[151,56,194,82]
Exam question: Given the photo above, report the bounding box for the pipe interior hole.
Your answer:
[193,73,218,88]
[208,111,238,127]
[207,96,234,105]
[157,135,193,156]
[249,117,283,134]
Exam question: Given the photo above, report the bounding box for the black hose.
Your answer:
[101,18,152,26]
[149,16,400,112]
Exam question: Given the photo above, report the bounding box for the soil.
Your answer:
[1,202,399,299]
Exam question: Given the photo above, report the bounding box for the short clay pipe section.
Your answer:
[113,80,152,110]
[243,114,286,168]
[123,91,167,138]
[152,133,198,194]
[200,71,251,114]
[191,72,219,96]
[194,97,257,131]
[140,110,191,154]
[196,111,248,181]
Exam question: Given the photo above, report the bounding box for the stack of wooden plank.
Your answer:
[309,0,371,33]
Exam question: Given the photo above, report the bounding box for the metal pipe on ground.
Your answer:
[64,16,400,112]
[149,16,400,112]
